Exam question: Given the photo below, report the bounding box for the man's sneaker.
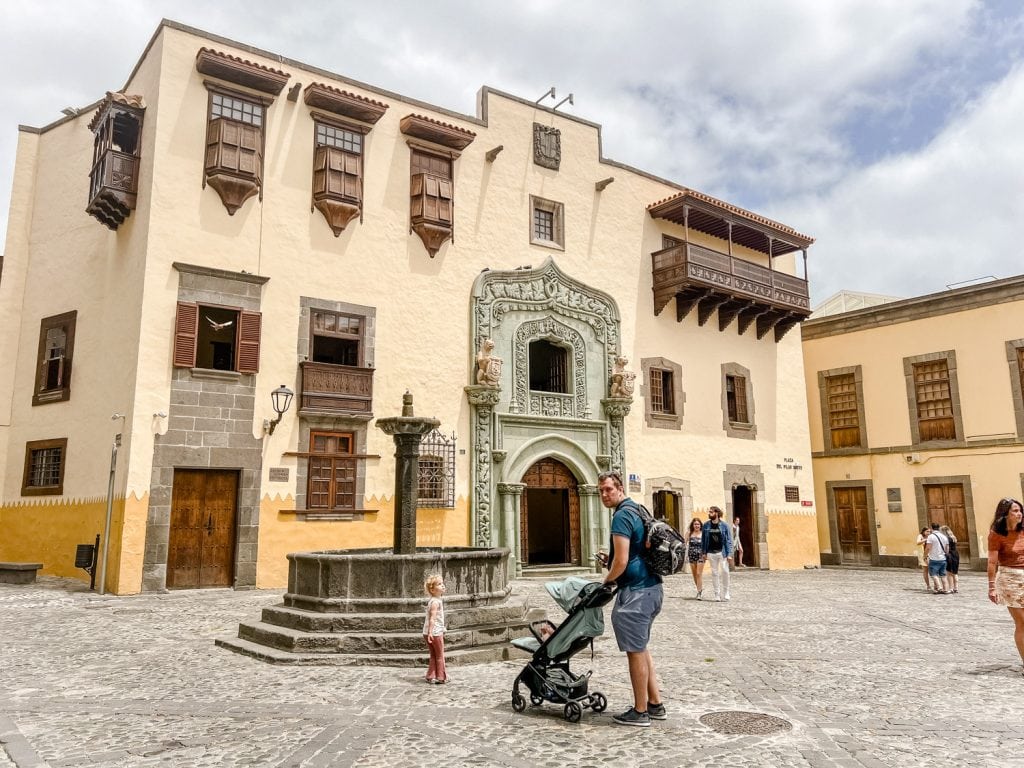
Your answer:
[723,594,731,601]
[647,702,667,720]
[612,707,651,727]
[696,589,703,601]
[714,594,721,602]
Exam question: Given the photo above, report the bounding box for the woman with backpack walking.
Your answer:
[940,525,960,593]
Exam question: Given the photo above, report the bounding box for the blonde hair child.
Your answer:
[423,574,448,684]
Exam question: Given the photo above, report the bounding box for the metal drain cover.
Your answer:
[699,711,793,735]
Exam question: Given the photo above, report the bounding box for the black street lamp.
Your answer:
[267,384,294,435]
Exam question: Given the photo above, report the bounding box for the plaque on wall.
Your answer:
[886,487,902,513]
[533,123,561,170]
[269,467,289,482]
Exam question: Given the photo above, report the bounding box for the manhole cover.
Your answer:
[699,711,792,735]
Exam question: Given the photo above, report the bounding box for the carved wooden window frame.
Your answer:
[529,196,565,251]
[310,309,365,368]
[817,365,868,454]
[22,437,68,496]
[33,311,77,406]
[903,350,963,448]
[306,431,356,512]
[172,301,261,374]
[202,83,271,214]
[311,114,369,235]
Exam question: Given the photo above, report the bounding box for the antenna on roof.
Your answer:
[535,86,556,104]
[553,93,574,111]
[945,276,996,290]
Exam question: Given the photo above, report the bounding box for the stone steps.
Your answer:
[261,601,543,633]
[216,634,531,667]
[520,565,597,580]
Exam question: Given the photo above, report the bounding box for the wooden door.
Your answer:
[731,485,757,567]
[520,458,580,565]
[835,486,872,564]
[924,484,970,559]
[167,469,238,589]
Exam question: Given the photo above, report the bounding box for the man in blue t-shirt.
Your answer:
[596,471,665,727]
[701,506,733,601]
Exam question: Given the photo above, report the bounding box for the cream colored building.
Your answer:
[0,21,820,593]
[802,276,1024,570]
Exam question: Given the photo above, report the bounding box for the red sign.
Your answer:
[801,500,813,507]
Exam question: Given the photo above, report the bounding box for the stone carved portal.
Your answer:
[468,258,627,574]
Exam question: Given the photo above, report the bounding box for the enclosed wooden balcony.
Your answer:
[86,94,145,230]
[648,190,815,342]
[299,361,373,415]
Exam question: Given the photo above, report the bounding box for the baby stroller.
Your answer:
[510,577,617,722]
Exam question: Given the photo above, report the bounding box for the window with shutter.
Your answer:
[726,375,749,423]
[33,311,77,406]
[203,88,266,215]
[312,120,365,236]
[307,432,356,512]
[722,364,756,439]
[826,373,861,448]
[409,148,454,257]
[649,368,675,415]
[173,303,260,374]
[913,360,955,441]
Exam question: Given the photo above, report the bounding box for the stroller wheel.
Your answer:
[530,694,544,706]
[511,693,527,713]
[590,692,607,713]
[563,701,582,723]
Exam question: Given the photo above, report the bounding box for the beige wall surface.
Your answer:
[804,292,1024,567]
[2,22,819,588]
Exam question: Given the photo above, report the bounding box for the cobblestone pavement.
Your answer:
[2,568,1023,768]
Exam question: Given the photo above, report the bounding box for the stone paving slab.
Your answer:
[2,569,1024,767]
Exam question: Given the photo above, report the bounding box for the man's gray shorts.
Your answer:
[611,583,663,652]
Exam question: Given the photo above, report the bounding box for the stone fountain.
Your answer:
[218,393,543,666]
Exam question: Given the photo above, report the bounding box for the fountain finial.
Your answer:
[402,390,414,416]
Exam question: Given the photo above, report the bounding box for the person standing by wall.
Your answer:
[701,506,733,602]
[596,471,666,727]
[987,498,1024,674]
[686,517,705,599]
[423,574,448,684]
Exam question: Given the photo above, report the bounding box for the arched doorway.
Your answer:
[520,458,581,566]
[731,485,757,567]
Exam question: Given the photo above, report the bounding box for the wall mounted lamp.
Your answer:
[265,384,294,435]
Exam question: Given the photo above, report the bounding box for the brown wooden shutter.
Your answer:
[173,302,199,368]
[236,310,262,373]
[735,376,749,422]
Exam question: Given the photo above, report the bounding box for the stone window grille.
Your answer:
[529,196,565,250]
[418,429,455,508]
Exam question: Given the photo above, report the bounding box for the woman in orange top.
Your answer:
[987,497,1024,672]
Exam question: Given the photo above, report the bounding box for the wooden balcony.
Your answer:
[86,149,140,231]
[299,361,373,416]
[652,242,811,341]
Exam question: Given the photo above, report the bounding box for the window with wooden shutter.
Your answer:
[236,311,261,374]
[203,89,266,215]
[913,360,955,440]
[826,373,860,448]
[726,375,749,423]
[1018,347,1024,398]
[307,432,355,511]
[33,311,77,406]
[312,120,365,235]
[649,368,675,415]
[409,148,454,256]
[173,302,199,368]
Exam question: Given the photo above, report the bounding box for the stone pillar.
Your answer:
[465,384,501,547]
[578,483,601,573]
[375,393,440,555]
[497,483,525,578]
[602,397,632,473]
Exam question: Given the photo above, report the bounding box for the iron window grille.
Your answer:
[418,429,455,508]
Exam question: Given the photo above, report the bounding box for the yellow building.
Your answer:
[802,277,1024,570]
[0,21,820,593]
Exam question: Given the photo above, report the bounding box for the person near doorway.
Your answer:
[732,516,745,568]
[987,497,1024,674]
[940,525,960,593]
[916,527,931,591]
[596,471,665,727]
[422,574,448,684]
[925,522,950,594]
[701,506,733,602]
[686,517,705,599]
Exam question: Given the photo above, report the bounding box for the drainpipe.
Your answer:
[99,417,124,595]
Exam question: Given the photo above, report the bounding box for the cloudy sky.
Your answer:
[1,1,1021,304]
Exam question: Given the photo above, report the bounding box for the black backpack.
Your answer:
[629,502,687,576]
